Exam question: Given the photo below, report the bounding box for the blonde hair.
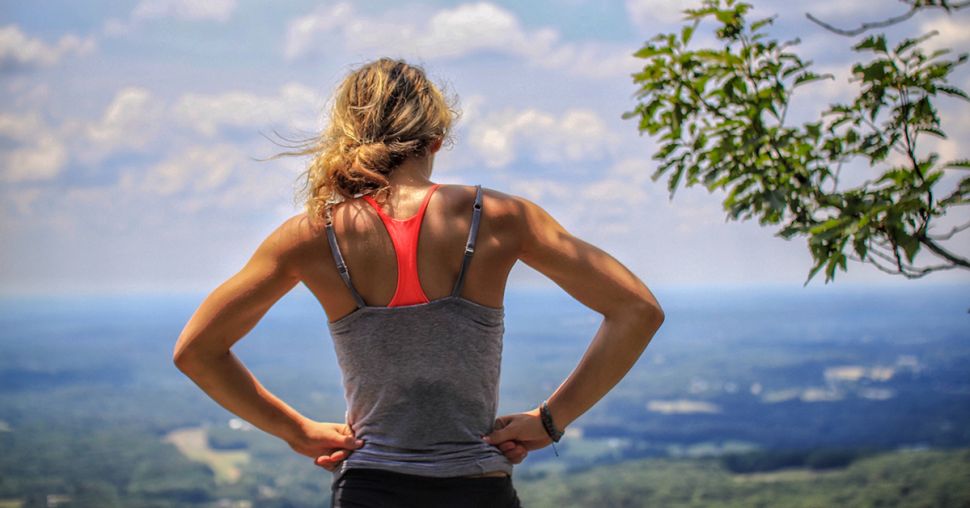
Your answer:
[273,58,460,221]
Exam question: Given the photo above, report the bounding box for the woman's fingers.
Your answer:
[341,436,365,449]
[506,445,527,464]
[315,448,353,469]
[495,440,528,464]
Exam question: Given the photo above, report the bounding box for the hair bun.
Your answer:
[351,138,426,174]
[351,141,393,174]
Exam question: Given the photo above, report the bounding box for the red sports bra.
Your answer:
[361,183,441,307]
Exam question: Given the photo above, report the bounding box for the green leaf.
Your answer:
[681,24,696,45]
[853,235,868,259]
[793,72,827,86]
[750,16,775,32]
[943,159,970,170]
[824,255,838,281]
[668,162,687,196]
[854,34,887,54]
[803,258,826,286]
[938,85,970,101]
[777,223,802,239]
[634,45,665,59]
[917,126,947,139]
[894,30,938,55]
[809,217,847,235]
[857,61,889,82]
[897,233,920,263]
[714,9,735,25]
[937,176,970,206]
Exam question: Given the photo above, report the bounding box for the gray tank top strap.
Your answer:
[324,206,367,309]
[451,184,484,297]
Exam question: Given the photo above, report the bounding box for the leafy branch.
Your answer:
[625,0,969,285]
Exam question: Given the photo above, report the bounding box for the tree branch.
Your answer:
[926,220,970,240]
[918,234,970,267]
[868,239,903,264]
[805,1,968,37]
[849,252,956,278]
[861,117,909,158]
[805,7,920,37]
[850,252,914,276]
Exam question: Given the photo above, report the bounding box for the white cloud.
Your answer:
[73,83,322,164]
[3,81,322,188]
[5,79,51,109]
[798,0,894,22]
[285,2,556,61]
[625,0,696,28]
[501,157,660,237]
[104,0,238,37]
[0,112,67,182]
[647,399,721,414]
[121,144,240,197]
[0,24,95,70]
[173,82,322,136]
[458,94,486,126]
[112,140,298,217]
[541,40,640,79]
[602,157,661,204]
[283,3,355,60]
[420,3,557,60]
[1,134,67,182]
[73,87,165,164]
[284,2,638,79]
[132,0,237,22]
[507,177,575,203]
[468,108,617,167]
[0,111,46,142]
[921,15,970,52]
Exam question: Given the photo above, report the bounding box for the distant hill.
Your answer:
[516,448,970,508]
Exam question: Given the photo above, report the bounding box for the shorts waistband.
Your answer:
[340,467,511,484]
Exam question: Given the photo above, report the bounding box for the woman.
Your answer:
[173,57,665,507]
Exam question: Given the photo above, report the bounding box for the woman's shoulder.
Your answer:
[259,212,331,264]
[437,183,529,223]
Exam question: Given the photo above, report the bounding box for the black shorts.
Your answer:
[331,468,522,508]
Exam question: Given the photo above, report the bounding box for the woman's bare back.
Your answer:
[294,184,522,324]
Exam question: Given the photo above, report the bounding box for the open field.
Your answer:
[163,427,250,485]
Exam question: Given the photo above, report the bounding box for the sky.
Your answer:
[1,0,968,296]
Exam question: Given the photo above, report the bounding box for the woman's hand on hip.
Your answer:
[483,407,551,461]
[287,420,364,472]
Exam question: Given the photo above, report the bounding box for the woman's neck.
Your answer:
[387,153,435,188]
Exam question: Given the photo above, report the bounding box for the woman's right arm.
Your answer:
[483,195,664,451]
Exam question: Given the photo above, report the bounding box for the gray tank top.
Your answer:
[324,184,512,485]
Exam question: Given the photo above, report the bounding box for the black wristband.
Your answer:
[540,400,564,442]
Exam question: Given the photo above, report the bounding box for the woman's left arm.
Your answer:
[172,217,362,469]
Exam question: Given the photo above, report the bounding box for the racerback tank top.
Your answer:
[323,184,512,486]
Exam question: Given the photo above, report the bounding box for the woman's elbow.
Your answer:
[172,346,196,373]
[172,335,206,374]
[640,302,667,331]
[631,300,665,335]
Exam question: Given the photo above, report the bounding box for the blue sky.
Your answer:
[1,0,968,295]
